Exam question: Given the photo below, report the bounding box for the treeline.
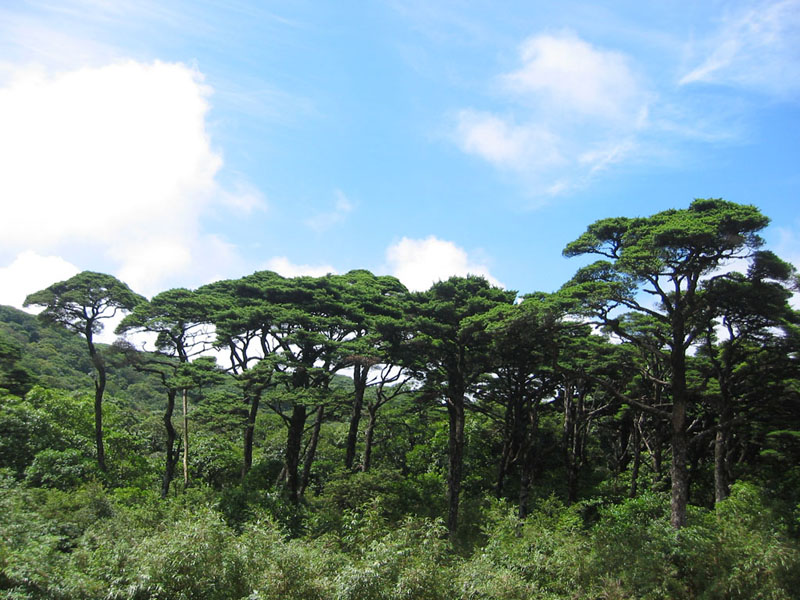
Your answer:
[2,198,800,599]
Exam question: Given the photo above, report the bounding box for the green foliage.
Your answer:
[588,485,800,600]
[24,449,97,490]
[457,497,588,599]
[0,387,94,477]
[2,205,799,599]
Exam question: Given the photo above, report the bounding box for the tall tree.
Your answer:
[561,199,770,528]
[116,288,214,495]
[199,271,284,481]
[698,250,799,502]
[202,271,356,501]
[327,270,410,471]
[24,271,144,472]
[412,275,516,537]
[469,294,563,517]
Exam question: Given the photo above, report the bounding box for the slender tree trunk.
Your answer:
[714,399,733,503]
[242,389,261,481]
[670,329,689,529]
[361,404,377,472]
[446,395,465,538]
[182,388,190,486]
[162,389,178,498]
[94,377,106,473]
[285,404,307,504]
[495,426,513,499]
[345,364,367,470]
[498,392,524,500]
[86,333,107,472]
[629,415,641,498]
[518,447,533,520]
[300,405,324,497]
[518,395,537,518]
[563,386,579,503]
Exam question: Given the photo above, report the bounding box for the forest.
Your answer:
[2,198,800,599]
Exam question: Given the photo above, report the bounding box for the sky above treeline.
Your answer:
[1,0,799,308]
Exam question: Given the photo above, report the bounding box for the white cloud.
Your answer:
[0,251,80,309]
[503,32,646,123]
[385,236,502,292]
[679,0,800,97]
[452,31,649,196]
[305,189,355,232]
[0,60,264,296]
[263,257,337,278]
[455,110,564,170]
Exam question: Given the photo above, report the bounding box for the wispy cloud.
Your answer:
[452,30,650,199]
[680,0,800,98]
[502,32,647,123]
[305,189,355,232]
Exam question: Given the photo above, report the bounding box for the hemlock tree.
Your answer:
[561,199,770,528]
[24,271,145,472]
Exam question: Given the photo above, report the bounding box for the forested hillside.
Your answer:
[2,199,800,599]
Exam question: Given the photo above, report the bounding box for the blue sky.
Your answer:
[1,0,798,308]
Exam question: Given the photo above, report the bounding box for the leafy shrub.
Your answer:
[25,449,97,490]
[456,497,589,600]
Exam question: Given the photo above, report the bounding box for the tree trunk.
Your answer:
[162,389,178,498]
[563,386,580,504]
[345,364,367,470]
[495,430,512,499]
[518,439,534,519]
[629,415,641,498]
[86,333,106,472]
[300,405,324,497]
[285,404,307,504]
[669,330,689,529]
[241,389,261,481]
[361,404,377,472]
[446,396,465,538]
[497,392,522,500]
[713,384,734,503]
[182,388,189,486]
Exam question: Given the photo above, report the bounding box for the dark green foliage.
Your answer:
[2,200,799,598]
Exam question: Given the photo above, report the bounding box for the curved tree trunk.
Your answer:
[300,405,324,497]
[162,389,178,498]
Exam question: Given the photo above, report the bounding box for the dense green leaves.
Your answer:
[2,199,799,597]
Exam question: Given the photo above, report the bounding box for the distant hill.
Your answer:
[0,305,164,409]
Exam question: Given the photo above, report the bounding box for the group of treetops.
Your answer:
[24,199,800,538]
